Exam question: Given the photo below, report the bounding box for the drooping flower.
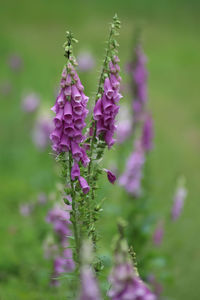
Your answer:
[171,178,187,221]
[21,93,40,113]
[50,61,90,193]
[104,169,116,184]
[119,140,145,197]
[93,56,122,148]
[108,224,157,300]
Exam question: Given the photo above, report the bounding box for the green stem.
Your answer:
[68,152,80,266]
[88,24,114,180]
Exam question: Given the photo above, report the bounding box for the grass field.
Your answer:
[0,0,200,299]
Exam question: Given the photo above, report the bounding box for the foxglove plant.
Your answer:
[108,222,157,300]
[49,16,121,279]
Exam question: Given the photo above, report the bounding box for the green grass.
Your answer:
[0,0,200,299]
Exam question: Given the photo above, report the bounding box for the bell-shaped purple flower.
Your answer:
[71,162,80,180]
[105,169,116,184]
[79,176,90,194]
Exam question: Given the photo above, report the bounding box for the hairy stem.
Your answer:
[68,152,80,266]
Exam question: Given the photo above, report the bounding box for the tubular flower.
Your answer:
[119,140,145,197]
[50,62,90,166]
[93,56,122,148]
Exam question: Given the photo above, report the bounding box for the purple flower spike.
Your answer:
[153,221,164,246]
[171,179,187,221]
[105,169,116,184]
[142,114,154,152]
[79,265,102,300]
[108,229,157,300]
[21,93,40,113]
[78,241,102,300]
[77,51,95,72]
[71,162,80,180]
[79,176,90,194]
[119,140,145,197]
[93,56,122,148]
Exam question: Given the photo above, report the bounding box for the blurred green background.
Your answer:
[0,0,200,299]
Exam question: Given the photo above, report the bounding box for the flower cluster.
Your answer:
[50,62,90,165]
[119,140,145,197]
[93,56,122,148]
[46,200,75,285]
[108,225,156,300]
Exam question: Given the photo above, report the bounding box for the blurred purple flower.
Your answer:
[78,241,102,300]
[147,274,163,298]
[79,265,102,300]
[32,115,53,150]
[116,105,132,144]
[119,140,145,197]
[153,221,164,246]
[108,227,157,300]
[8,54,23,72]
[19,203,34,216]
[37,192,47,205]
[142,114,154,152]
[77,51,95,72]
[128,42,148,126]
[46,201,75,285]
[21,93,40,113]
[172,178,187,221]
